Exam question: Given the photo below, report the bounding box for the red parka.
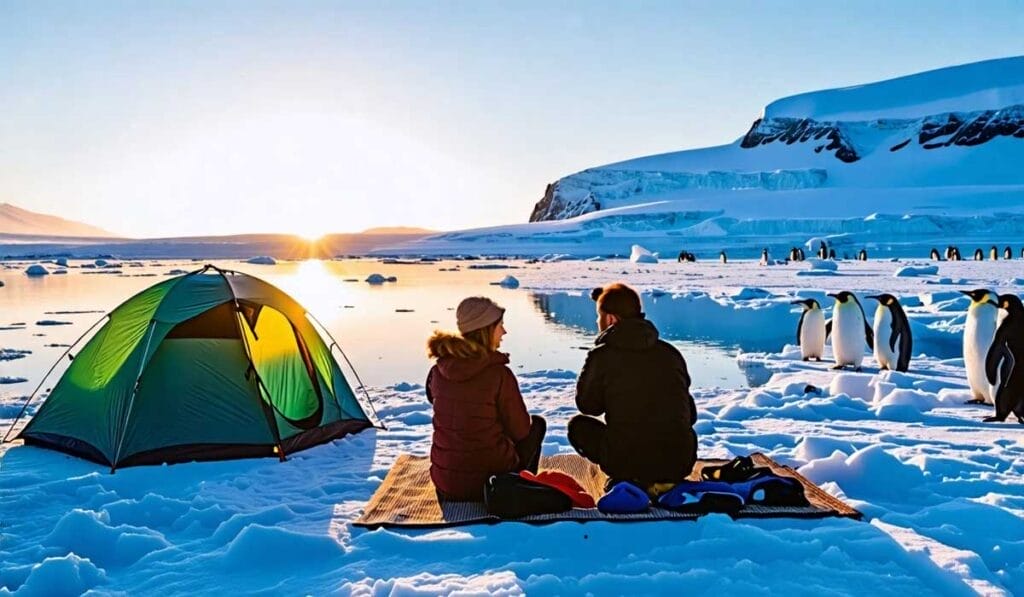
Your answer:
[426,333,531,500]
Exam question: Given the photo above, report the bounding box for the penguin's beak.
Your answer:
[958,290,973,298]
[789,300,805,305]
[826,293,838,298]
[865,295,880,301]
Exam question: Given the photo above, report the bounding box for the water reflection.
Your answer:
[1,260,750,400]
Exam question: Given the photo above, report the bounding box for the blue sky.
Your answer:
[1,1,1022,237]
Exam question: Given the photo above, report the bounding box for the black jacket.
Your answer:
[576,317,698,482]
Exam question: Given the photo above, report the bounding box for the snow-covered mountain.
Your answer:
[530,56,1024,223]
[376,57,1024,257]
[0,203,114,238]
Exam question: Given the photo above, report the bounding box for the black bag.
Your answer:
[484,473,572,519]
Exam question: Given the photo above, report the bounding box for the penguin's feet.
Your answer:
[814,357,822,362]
[965,399,987,405]
[802,357,809,362]
[830,364,844,370]
[983,415,1005,423]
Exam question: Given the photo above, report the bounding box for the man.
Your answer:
[569,283,698,492]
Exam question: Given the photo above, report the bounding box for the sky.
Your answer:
[1,1,1023,238]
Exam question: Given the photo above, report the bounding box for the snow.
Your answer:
[3,257,1024,594]
[764,56,1024,121]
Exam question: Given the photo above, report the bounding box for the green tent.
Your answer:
[15,265,377,469]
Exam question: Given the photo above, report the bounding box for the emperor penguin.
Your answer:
[759,248,769,266]
[930,248,941,261]
[797,248,805,261]
[858,249,868,261]
[866,293,913,372]
[826,291,874,370]
[828,248,836,259]
[951,246,961,261]
[1004,246,1013,260]
[961,289,999,405]
[792,298,826,361]
[974,248,984,261]
[1020,247,1024,260]
[985,294,1024,423]
[719,251,728,264]
[990,246,999,261]
[818,242,828,260]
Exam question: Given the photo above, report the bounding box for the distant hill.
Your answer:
[360,226,438,235]
[0,203,115,237]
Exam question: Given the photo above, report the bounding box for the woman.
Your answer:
[426,296,546,500]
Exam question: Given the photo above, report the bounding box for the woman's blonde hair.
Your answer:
[427,320,501,359]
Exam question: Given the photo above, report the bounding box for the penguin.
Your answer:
[961,289,999,405]
[866,293,912,372]
[719,251,727,264]
[759,248,769,266]
[818,241,828,260]
[944,246,953,260]
[930,248,941,261]
[974,248,984,261]
[677,250,687,263]
[951,246,961,261]
[857,249,867,261]
[1004,246,1013,260]
[990,246,999,261]
[828,248,836,259]
[985,294,1024,423]
[826,291,874,370]
[791,298,826,361]
[788,247,799,262]
[1020,247,1024,260]
[797,248,805,261]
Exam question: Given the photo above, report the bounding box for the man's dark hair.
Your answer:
[594,283,643,319]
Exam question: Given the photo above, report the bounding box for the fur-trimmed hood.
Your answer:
[427,331,508,382]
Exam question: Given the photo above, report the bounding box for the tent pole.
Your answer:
[306,313,386,430]
[109,319,158,471]
[2,314,108,444]
[214,268,288,460]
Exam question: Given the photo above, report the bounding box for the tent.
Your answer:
[10,264,378,469]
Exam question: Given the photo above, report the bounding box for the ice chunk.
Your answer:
[894,265,938,277]
[245,256,276,265]
[25,264,49,276]
[629,244,658,264]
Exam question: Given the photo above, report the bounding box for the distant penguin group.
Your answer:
[677,250,696,263]
[788,247,806,262]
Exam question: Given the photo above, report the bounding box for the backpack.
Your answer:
[484,473,573,518]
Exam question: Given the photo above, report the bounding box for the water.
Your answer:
[0,260,747,412]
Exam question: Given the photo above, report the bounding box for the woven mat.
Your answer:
[354,453,862,528]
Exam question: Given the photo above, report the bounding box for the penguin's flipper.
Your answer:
[986,325,1009,385]
[993,350,1015,421]
[896,308,913,372]
[864,320,874,349]
[825,319,833,339]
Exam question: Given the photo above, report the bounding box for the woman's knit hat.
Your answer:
[456,297,505,334]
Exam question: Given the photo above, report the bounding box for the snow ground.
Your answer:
[3,258,1024,595]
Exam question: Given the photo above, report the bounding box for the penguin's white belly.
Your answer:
[833,311,865,366]
[800,311,826,358]
[964,308,996,404]
[873,308,897,369]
